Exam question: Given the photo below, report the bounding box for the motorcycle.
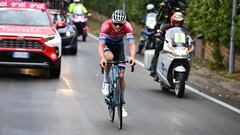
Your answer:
[155,27,203,98]
[143,12,157,50]
[71,12,91,41]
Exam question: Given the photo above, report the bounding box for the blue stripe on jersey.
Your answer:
[127,37,135,41]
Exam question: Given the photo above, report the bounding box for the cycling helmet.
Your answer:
[146,4,154,11]
[111,9,126,24]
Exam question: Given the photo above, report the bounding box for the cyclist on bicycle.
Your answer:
[98,9,136,117]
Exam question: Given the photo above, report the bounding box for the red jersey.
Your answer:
[99,19,134,43]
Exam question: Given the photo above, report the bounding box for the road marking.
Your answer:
[186,85,240,114]
[88,33,240,114]
[62,77,73,90]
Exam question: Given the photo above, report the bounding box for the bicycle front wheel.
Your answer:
[116,79,123,129]
[108,105,115,122]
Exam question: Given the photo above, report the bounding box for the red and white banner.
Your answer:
[0,0,46,10]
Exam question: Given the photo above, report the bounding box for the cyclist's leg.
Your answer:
[102,45,114,95]
[113,44,126,104]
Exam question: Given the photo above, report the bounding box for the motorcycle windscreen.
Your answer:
[145,13,157,29]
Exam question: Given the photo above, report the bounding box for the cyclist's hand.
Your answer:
[99,59,107,68]
[129,58,135,66]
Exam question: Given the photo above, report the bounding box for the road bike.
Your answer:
[101,61,134,129]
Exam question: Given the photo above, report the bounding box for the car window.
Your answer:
[0,9,51,26]
[49,13,70,24]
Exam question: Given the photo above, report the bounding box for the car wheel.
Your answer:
[49,58,61,78]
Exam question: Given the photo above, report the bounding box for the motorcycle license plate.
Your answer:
[12,52,30,59]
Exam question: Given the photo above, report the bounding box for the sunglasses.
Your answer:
[113,22,124,26]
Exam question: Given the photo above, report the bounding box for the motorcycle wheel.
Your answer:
[82,32,87,42]
[174,72,186,98]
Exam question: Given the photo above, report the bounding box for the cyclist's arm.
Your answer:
[125,22,136,65]
[98,41,106,60]
[128,40,136,64]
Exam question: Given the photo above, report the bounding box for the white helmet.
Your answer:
[111,9,126,24]
[74,0,80,2]
[146,4,154,11]
[173,12,184,21]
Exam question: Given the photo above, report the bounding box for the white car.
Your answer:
[0,1,62,78]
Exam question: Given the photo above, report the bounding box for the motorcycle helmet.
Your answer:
[171,12,184,26]
[74,0,81,3]
[111,9,126,24]
[146,4,154,11]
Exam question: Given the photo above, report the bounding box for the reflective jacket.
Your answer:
[68,3,88,15]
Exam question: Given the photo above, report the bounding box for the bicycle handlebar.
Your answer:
[100,60,135,74]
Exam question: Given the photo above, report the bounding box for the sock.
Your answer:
[103,70,109,83]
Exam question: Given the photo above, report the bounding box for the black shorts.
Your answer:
[104,43,126,68]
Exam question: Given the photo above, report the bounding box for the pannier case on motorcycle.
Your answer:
[144,49,155,70]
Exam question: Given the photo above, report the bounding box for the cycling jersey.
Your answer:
[99,19,134,45]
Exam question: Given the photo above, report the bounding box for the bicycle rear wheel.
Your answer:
[116,79,123,129]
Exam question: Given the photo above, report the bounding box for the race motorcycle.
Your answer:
[143,12,157,50]
[155,27,203,98]
[71,12,91,41]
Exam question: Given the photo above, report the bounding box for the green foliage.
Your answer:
[185,0,232,46]
[84,0,147,22]
[210,45,224,70]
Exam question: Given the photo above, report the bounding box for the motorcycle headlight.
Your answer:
[66,31,71,37]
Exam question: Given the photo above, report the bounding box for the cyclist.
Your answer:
[98,9,136,117]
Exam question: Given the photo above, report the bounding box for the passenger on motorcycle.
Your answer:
[137,3,157,54]
[157,0,186,36]
[163,12,192,52]
[149,11,186,78]
[98,10,136,117]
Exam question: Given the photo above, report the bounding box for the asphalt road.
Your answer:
[0,36,239,135]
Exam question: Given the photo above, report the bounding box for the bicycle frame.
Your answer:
[101,60,134,129]
[108,64,121,107]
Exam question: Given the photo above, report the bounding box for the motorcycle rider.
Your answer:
[137,3,157,54]
[68,0,89,38]
[149,0,186,77]
[149,11,186,77]
[68,0,88,15]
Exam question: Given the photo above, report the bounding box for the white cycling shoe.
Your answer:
[102,82,109,96]
[122,106,128,117]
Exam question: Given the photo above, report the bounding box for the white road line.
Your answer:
[62,77,73,90]
[89,33,240,114]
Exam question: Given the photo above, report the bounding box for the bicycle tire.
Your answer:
[116,79,123,129]
[108,76,115,122]
[108,104,115,122]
